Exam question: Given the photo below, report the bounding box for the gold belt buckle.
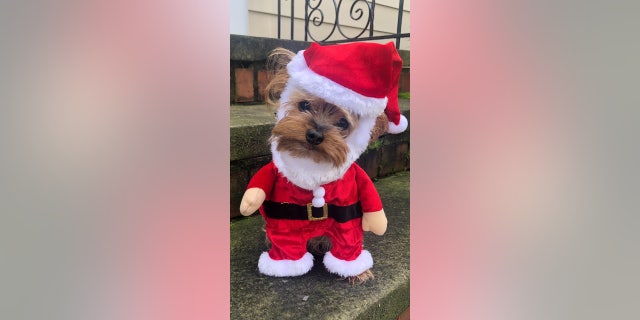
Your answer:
[307,203,328,221]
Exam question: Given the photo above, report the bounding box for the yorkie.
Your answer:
[240,42,406,283]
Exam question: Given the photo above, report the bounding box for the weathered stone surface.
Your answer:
[230,104,277,128]
[380,142,410,177]
[231,34,409,65]
[230,163,250,218]
[230,123,273,161]
[231,34,312,61]
[357,148,382,178]
[230,172,410,320]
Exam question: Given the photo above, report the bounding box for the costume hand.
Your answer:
[362,209,387,235]
[239,187,266,216]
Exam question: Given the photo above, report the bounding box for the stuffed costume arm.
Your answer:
[239,163,277,216]
[354,165,388,235]
[239,188,266,216]
[362,209,387,235]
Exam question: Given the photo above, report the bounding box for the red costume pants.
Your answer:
[265,217,363,262]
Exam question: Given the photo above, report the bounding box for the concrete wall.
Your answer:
[245,0,410,50]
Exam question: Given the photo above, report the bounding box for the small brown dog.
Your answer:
[240,42,406,283]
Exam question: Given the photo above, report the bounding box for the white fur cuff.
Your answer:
[323,250,373,277]
[258,252,314,277]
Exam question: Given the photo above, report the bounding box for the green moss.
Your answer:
[367,140,383,151]
[398,92,410,100]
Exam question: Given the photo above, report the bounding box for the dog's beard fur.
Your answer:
[270,93,356,168]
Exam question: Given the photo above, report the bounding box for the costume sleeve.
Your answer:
[354,164,383,212]
[246,161,277,197]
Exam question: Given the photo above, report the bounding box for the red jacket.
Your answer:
[248,161,382,213]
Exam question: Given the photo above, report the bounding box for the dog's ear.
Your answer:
[370,113,390,143]
[265,48,295,106]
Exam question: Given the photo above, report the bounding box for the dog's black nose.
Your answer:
[305,129,324,145]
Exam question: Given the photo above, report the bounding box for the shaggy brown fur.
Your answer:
[271,93,356,167]
[263,47,389,284]
[370,112,389,142]
[307,236,332,255]
[264,48,295,107]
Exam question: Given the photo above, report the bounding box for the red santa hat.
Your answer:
[281,42,408,134]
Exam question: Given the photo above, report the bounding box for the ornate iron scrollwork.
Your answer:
[306,0,374,43]
[279,0,407,49]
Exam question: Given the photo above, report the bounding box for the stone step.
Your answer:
[230,171,410,320]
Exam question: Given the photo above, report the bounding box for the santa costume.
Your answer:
[247,41,407,277]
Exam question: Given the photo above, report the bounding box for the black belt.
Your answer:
[262,201,363,223]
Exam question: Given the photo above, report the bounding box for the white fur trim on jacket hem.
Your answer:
[323,250,373,277]
[258,252,314,277]
[286,51,387,117]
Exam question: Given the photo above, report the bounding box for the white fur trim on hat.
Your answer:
[323,250,373,277]
[286,51,387,118]
[275,83,296,122]
[387,114,408,134]
[258,252,314,277]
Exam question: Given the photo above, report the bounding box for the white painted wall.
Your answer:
[230,0,249,35]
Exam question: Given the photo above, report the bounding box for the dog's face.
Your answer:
[265,47,389,172]
[271,90,357,168]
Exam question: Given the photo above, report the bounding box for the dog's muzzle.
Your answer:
[305,129,324,145]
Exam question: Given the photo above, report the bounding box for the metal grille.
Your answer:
[277,0,409,49]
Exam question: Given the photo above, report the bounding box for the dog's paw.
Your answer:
[345,269,375,285]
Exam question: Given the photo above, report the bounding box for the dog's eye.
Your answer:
[335,118,350,130]
[298,100,312,112]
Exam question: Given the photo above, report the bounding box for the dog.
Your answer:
[240,42,406,284]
